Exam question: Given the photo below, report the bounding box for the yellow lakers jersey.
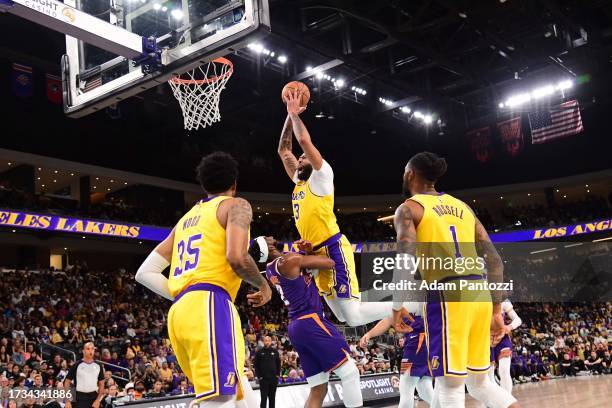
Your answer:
[168,196,245,300]
[292,180,340,246]
[408,193,483,282]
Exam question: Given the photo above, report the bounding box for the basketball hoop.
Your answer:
[168,57,234,131]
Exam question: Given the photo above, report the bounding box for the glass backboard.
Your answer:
[63,0,269,117]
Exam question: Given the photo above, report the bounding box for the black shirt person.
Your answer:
[64,342,105,408]
[254,336,281,408]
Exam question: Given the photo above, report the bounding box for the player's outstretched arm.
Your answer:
[135,227,175,300]
[226,198,272,306]
[298,255,335,270]
[360,317,393,348]
[278,115,299,180]
[286,91,323,170]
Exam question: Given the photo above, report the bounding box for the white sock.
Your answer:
[498,357,513,394]
[416,377,434,405]
[399,374,419,408]
[465,372,517,408]
[329,298,392,327]
[431,377,465,408]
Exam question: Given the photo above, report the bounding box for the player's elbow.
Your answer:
[227,250,248,271]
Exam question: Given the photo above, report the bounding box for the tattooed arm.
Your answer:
[391,202,420,332]
[286,92,323,170]
[474,216,506,343]
[226,198,272,306]
[278,115,299,180]
[474,217,504,307]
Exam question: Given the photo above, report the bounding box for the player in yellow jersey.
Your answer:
[392,152,520,408]
[135,152,272,408]
[277,91,402,326]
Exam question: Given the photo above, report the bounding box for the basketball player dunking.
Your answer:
[392,152,520,408]
[250,236,363,408]
[277,91,406,326]
[135,152,272,408]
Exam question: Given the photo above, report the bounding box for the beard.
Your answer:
[402,183,412,198]
[297,164,313,181]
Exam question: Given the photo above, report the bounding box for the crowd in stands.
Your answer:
[474,194,610,232]
[0,256,610,408]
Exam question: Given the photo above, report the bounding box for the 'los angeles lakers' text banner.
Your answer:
[1,209,610,247]
[0,209,169,241]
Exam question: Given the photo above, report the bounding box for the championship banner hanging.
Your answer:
[466,126,493,163]
[497,116,523,157]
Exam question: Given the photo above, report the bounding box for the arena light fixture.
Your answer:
[335,79,345,88]
[400,106,411,113]
[350,86,367,95]
[378,97,393,106]
[153,3,161,10]
[277,55,287,64]
[423,115,433,124]
[500,79,574,108]
[171,9,183,20]
[161,6,168,12]
[532,85,555,99]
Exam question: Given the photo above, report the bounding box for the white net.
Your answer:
[168,58,233,131]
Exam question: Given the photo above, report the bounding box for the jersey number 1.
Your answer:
[448,225,463,258]
[173,234,202,277]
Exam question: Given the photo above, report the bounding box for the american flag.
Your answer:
[528,99,583,144]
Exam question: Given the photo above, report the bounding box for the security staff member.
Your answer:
[64,342,105,408]
[254,336,281,408]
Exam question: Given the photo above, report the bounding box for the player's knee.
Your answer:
[333,358,359,381]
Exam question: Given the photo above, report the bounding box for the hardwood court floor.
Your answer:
[379,375,611,407]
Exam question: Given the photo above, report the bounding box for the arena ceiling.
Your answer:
[1,0,612,194]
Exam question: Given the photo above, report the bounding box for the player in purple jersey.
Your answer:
[249,236,363,408]
[360,307,433,408]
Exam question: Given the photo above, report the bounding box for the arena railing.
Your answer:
[39,343,77,365]
[96,360,132,385]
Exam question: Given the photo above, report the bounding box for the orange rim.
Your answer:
[169,57,234,85]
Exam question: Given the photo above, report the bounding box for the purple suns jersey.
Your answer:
[265,257,323,319]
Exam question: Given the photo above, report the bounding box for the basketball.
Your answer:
[282,81,310,107]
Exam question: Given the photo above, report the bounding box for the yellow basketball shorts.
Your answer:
[424,299,492,377]
[313,233,360,300]
[167,283,245,401]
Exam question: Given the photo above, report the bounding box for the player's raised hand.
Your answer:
[295,239,314,254]
[286,90,306,116]
[247,283,272,307]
